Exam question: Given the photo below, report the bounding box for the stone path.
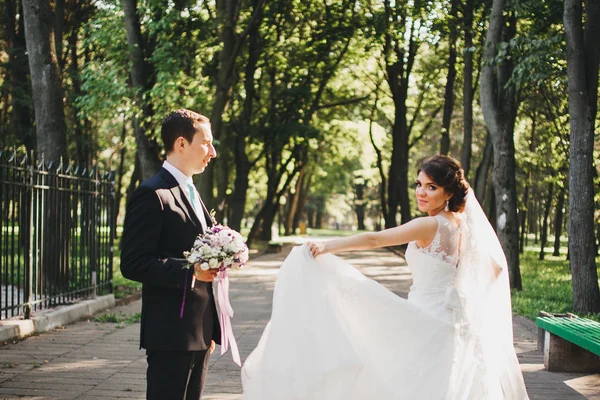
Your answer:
[0,244,598,399]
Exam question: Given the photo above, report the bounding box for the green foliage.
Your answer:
[501,34,566,90]
[78,3,132,120]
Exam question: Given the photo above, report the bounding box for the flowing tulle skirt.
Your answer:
[241,245,460,400]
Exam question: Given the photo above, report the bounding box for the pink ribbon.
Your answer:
[217,269,241,366]
[180,270,189,319]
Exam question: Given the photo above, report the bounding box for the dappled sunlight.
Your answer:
[565,375,600,399]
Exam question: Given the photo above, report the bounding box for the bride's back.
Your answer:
[405,215,462,322]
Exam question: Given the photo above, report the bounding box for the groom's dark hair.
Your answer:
[161,109,210,153]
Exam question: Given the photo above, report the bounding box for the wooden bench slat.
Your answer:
[536,316,600,356]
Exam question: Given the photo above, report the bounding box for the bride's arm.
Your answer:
[308,217,438,258]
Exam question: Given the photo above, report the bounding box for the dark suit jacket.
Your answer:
[120,168,221,351]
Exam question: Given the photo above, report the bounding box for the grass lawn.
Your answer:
[512,244,600,322]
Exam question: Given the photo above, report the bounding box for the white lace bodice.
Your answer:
[405,215,461,322]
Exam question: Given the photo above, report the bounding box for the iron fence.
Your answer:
[0,149,115,320]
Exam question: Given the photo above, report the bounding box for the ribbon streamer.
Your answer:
[180,269,189,319]
[217,268,241,366]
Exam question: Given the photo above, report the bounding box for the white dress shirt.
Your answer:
[163,161,208,231]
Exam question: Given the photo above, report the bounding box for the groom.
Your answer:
[120,109,221,399]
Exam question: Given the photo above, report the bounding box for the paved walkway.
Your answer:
[0,245,598,399]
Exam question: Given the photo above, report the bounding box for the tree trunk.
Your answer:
[22,0,67,162]
[383,0,418,227]
[354,179,366,231]
[461,0,474,178]
[68,19,92,165]
[4,0,34,148]
[553,185,566,256]
[519,184,528,254]
[228,134,251,232]
[440,0,459,155]
[202,0,265,212]
[368,88,388,224]
[386,140,411,226]
[122,0,161,180]
[520,112,536,253]
[480,0,522,289]
[125,148,141,208]
[532,198,539,244]
[284,171,304,235]
[315,206,323,229]
[202,0,238,210]
[488,182,497,231]
[563,0,600,312]
[474,130,493,203]
[292,169,312,232]
[540,182,554,260]
[228,1,263,231]
[113,122,128,233]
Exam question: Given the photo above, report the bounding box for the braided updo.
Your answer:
[417,155,470,213]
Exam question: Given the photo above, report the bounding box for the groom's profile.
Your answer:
[120,109,221,399]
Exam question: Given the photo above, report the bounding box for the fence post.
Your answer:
[25,153,34,319]
[108,171,116,293]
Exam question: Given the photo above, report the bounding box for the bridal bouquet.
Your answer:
[180,223,249,367]
[183,224,249,275]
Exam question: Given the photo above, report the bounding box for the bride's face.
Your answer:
[415,171,452,214]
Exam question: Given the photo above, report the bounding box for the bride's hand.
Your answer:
[307,241,327,258]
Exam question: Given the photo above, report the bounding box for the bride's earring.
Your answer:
[444,200,449,212]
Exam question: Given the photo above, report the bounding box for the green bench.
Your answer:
[536,311,600,372]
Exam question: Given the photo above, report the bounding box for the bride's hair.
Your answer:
[418,155,470,213]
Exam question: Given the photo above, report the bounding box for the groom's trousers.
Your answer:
[146,349,211,400]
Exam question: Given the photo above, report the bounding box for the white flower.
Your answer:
[209,258,218,269]
[238,247,249,264]
[200,262,209,271]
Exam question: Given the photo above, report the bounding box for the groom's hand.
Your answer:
[194,263,218,282]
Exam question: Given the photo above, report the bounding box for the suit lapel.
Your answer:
[159,168,203,232]
[173,186,203,231]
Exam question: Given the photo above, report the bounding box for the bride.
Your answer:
[241,155,529,399]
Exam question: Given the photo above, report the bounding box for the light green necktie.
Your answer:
[188,183,208,230]
[187,183,198,213]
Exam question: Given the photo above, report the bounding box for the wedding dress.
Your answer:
[241,190,529,400]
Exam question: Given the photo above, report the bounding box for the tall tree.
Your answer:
[461,0,474,177]
[480,0,522,289]
[539,182,553,260]
[227,0,264,232]
[380,0,421,227]
[66,1,96,165]
[122,0,161,180]
[563,0,600,313]
[440,0,459,155]
[200,0,266,212]
[22,0,67,161]
[553,185,566,257]
[2,0,34,147]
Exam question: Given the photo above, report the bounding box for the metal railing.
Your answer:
[0,149,115,320]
